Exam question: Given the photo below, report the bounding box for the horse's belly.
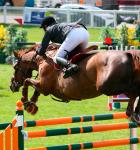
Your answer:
[61,82,100,100]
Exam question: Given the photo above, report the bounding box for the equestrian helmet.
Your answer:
[40,16,56,28]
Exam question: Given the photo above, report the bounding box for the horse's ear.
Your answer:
[13,51,19,58]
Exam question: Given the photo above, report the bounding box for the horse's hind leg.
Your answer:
[96,52,133,95]
[125,96,140,126]
[126,96,136,117]
[22,78,41,114]
[131,96,140,125]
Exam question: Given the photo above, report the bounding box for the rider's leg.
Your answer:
[56,57,79,78]
[53,27,89,78]
[53,44,79,78]
[56,57,78,70]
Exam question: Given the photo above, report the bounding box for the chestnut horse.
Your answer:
[10,44,140,125]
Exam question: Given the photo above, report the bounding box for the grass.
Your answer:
[3,24,103,42]
[27,27,103,42]
[0,26,140,149]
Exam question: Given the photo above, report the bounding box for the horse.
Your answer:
[10,44,140,125]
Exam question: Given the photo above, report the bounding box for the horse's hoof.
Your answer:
[24,102,33,113]
[26,105,33,114]
[26,102,38,115]
[30,105,38,115]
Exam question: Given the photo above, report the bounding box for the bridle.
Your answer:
[13,53,37,86]
[12,43,59,87]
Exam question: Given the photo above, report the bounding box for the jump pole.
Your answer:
[22,122,138,138]
[0,112,128,130]
[27,137,140,150]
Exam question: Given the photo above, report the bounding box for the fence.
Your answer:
[0,100,139,150]
[0,6,140,28]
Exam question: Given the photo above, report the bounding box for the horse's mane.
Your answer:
[18,43,59,55]
[17,43,99,62]
[16,45,38,57]
[25,44,39,53]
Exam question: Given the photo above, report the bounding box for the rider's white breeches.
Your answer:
[53,27,89,63]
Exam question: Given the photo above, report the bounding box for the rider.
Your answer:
[36,16,89,78]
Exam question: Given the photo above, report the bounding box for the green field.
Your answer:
[3,25,103,42]
[0,26,140,150]
[25,27,103,42]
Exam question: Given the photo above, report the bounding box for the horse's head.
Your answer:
[10,50,35,92]
[10,43,59,92]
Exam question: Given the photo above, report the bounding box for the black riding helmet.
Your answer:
[40,16,56,29]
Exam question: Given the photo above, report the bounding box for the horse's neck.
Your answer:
[25,47,57,69]
[23,52,43,70]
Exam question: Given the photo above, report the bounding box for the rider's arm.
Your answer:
[37,32,51,56]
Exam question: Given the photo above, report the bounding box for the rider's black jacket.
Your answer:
[37,23,87,55]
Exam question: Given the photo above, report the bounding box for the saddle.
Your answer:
[47,43,98,66]
[68,45,98,63]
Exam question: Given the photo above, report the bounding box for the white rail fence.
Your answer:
[0,6,140,28]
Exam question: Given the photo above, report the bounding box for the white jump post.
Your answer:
[108,94,138,150]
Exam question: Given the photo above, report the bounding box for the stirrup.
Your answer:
[63,65,79,78]
[71,64,79,71]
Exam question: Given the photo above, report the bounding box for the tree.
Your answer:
[118,24,128,49]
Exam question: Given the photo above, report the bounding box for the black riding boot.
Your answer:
[56,57,79,78]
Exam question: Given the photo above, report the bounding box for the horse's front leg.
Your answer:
[22,78,40,115]
[21,85,29,107]
[26,90,40,115]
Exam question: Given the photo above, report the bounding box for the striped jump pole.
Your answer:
[23,122,138,139]
[27,137,140,150]
[0,112,128,130]
[24,112,128,127]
